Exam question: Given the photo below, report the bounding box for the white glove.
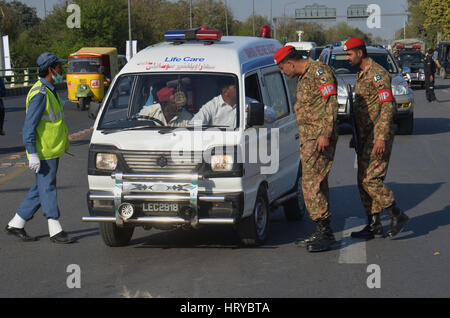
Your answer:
[28,153,41,173]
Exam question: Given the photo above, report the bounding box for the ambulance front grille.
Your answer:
[122,151,202,173]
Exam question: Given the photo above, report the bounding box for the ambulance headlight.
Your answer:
[211,154,234,171]
[96,153,118,170]
[338,86,348,97]
[393,83,408,95]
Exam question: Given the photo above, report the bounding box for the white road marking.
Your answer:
[338,217,367,264]
[354,154,358,169]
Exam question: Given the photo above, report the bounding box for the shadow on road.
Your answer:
[33,227,99,242]
[392,205,450,241]
[5,107,25,113]
[412,117,450,135]
[0,146,25,155]
[78,181,444,249]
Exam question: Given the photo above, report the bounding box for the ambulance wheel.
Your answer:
[99,223,134,247]
[237,187,269,246]
[283,175,306,221]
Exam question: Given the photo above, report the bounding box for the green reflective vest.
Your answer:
[26,80,69,160]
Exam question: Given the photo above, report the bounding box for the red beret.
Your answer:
[157,87,175,102]
[274,45,295,64]
[343,37,366,51]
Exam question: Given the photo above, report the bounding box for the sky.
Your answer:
[21,0,409,41]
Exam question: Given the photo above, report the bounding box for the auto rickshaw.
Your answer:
[67,47,118,110]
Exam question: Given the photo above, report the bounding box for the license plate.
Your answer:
[142,202,179,213]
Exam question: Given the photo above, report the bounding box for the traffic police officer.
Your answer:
[424,48,437,102]
[344,37,409,239]
[275,45,339,252]
[5,52,74,244]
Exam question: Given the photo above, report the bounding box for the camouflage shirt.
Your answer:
[294,58,339,144]
[354,57,394,142]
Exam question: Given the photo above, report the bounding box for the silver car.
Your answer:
[319,46,414,135]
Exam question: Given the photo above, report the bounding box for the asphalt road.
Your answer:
[1,80,449,298]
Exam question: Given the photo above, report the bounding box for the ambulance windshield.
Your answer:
[98,73,240,131]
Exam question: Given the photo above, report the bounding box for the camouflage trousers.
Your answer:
[357,137,395,215]
[300,137,337,222]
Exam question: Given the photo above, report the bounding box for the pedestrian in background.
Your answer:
[5,52,74,244]
[344,37,409,240]
[424,48,437,102]
[0,76,6,135]
[275,46,339,252]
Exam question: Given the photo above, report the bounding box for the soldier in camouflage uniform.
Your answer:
[344,37,409,239]
[274,46,339,252]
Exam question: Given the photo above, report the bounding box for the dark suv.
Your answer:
[319,45,415,135]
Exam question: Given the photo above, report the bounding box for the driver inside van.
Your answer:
[137,86,192,127]
[190,77,277,128]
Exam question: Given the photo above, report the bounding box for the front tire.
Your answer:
[79,97,89,111]
[283,174,307,221]
[237,187,269,246]
[99,223,134,247]
[440,68,447,79]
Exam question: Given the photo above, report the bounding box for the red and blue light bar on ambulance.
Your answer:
[164,26,222,44]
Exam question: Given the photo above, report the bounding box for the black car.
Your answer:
[309,46,325,60]
[398,51,425,88]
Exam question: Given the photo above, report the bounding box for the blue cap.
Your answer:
[36,52,66,70]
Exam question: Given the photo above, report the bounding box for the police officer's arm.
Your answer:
[316,68,338,151]
[372,73,394,154]
[23,93,46,155]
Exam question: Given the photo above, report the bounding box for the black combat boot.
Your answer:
[295,226,322,247]
[386,202,409,238]
[351,213,384,240]
[306,218,336,252]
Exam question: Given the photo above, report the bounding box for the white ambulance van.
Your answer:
[83,27,306,246]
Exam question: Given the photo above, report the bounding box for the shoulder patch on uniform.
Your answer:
[316,69,324,76]
[39,86,47,95]
[374,75,382,82]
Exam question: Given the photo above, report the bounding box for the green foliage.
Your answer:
[395,0,449,47]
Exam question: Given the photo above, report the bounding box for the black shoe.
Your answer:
[386,203,409,238]
[295,231,321,247]
[5,225,35,242]
[50,231,75,244]
[0,130,5,136]
[351,213,384,240]
[306,218,336,252]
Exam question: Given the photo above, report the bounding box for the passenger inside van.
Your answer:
[138,86,192,127]
[190,77,277,128]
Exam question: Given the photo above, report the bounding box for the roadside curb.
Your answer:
[4,82,67,97]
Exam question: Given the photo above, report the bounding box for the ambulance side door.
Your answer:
[259,66,299,200]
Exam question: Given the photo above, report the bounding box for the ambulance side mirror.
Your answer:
[247,102,264,126]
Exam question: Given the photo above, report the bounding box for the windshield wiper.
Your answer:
[101,124,160,135]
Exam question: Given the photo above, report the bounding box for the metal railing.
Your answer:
[0,67,68,87]
[0,67,40,87]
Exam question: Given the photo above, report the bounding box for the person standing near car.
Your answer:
[5,52,74,244]
[274,45,339,252]
[424,48,437,102]
[344,37,409,240]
